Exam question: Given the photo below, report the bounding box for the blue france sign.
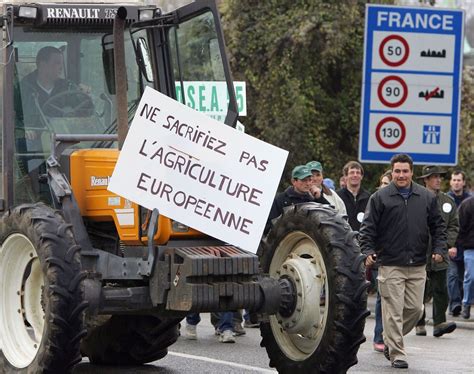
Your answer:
[359,5,465,165]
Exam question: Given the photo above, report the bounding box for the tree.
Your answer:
[220,0,390,190]
[221,0,474,190]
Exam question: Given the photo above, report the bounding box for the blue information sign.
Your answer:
[359,5,465,165]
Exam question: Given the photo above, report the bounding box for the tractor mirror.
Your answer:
[102,41,116,95]
[136,37,153,82]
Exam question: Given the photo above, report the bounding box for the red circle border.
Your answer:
[375,117,406,149]
[379,35,410,67]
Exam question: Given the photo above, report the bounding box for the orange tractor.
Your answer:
[0,1,368,373]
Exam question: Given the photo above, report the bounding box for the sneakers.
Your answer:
[219,329,236,343]
[392,359,409,369]
[415,325,427,336]
[462,305,471,319]
[433,321,456,337]
[452,304,462,317]
[244,320,259,328]
[184,324,197,340]
[233,323,246,336]
[373,342,385,352]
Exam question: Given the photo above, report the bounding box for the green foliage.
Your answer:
[221,0,474,191]
[220,0,390,191]
[458,66,474,184]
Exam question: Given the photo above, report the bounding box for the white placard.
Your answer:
[108,86,288,253]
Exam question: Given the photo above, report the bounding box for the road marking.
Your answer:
[168,351,277,373]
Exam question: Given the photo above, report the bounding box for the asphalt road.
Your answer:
[75,312,474,374]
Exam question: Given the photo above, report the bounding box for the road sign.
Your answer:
[359,5,465,165]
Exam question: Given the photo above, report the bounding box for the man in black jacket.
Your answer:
[359,154,446,369]
[265,165,327,234]
[336,160,370,232]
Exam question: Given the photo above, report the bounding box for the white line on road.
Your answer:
[168,351,277,373]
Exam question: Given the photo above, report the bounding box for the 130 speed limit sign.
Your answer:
[375,117,406,149]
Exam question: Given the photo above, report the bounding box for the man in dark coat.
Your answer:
[359,154,446,369]
[265,165,327,234]
[415,166,458,338]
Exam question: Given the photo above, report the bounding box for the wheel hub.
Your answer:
[276,253,323,335]
[0,234,45,368]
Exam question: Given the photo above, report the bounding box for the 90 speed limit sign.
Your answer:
[379,35,410,67]
[375,117,406,149]
[377,75,408,107]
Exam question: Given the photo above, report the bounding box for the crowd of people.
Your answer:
[180,154,474,368]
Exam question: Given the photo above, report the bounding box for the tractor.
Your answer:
[0,1,369,373]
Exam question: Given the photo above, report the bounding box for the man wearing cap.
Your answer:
[265,165,327,234]
[415,166,458,337]
[359,154,446,369]
[306,161,347,216]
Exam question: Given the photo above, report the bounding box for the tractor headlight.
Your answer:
[18,6,38,19]
[138,8,155,21]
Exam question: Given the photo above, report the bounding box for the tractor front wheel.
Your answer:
[0,204,87,373]
[259,203,369,374]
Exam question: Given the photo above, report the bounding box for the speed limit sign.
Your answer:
[375,117,406,149]
[360,5,464,164]
[379,35,409,67]
[377,75,408,107]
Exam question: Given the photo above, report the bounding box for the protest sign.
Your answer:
[108,86,288,253]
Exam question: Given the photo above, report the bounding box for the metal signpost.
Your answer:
[359,5,465,165]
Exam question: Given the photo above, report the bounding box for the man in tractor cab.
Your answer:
[20,46,93,134]
[14,46,93,203]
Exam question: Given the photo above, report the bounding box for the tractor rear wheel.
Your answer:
[259,203,369,374]
[0,204,87,373]
[81,314,181,365]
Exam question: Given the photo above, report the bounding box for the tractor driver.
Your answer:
[19,46,93,140]
[14,46,92,202]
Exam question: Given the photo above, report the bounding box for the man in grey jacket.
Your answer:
[359,154,446,369]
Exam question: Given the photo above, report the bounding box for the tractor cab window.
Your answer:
[12,28,143,204]
[169,11,232,123]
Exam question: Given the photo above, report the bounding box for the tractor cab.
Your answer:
[1,0,237,208]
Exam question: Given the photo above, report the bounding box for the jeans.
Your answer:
[216,312,233,332]
[447,259,464,311]
[463,250,474,306]
[187,312,234,332]
[186,313,201,326]
[374,292,383,343]
[373,269,383,344]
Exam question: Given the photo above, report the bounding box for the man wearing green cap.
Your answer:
[415,165,459,338]
[265,165,327,234]
[306,161,347,216]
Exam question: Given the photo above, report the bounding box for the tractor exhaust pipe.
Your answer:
[113,7,128,150]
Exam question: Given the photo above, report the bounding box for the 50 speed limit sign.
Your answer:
[379,35,409,67]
